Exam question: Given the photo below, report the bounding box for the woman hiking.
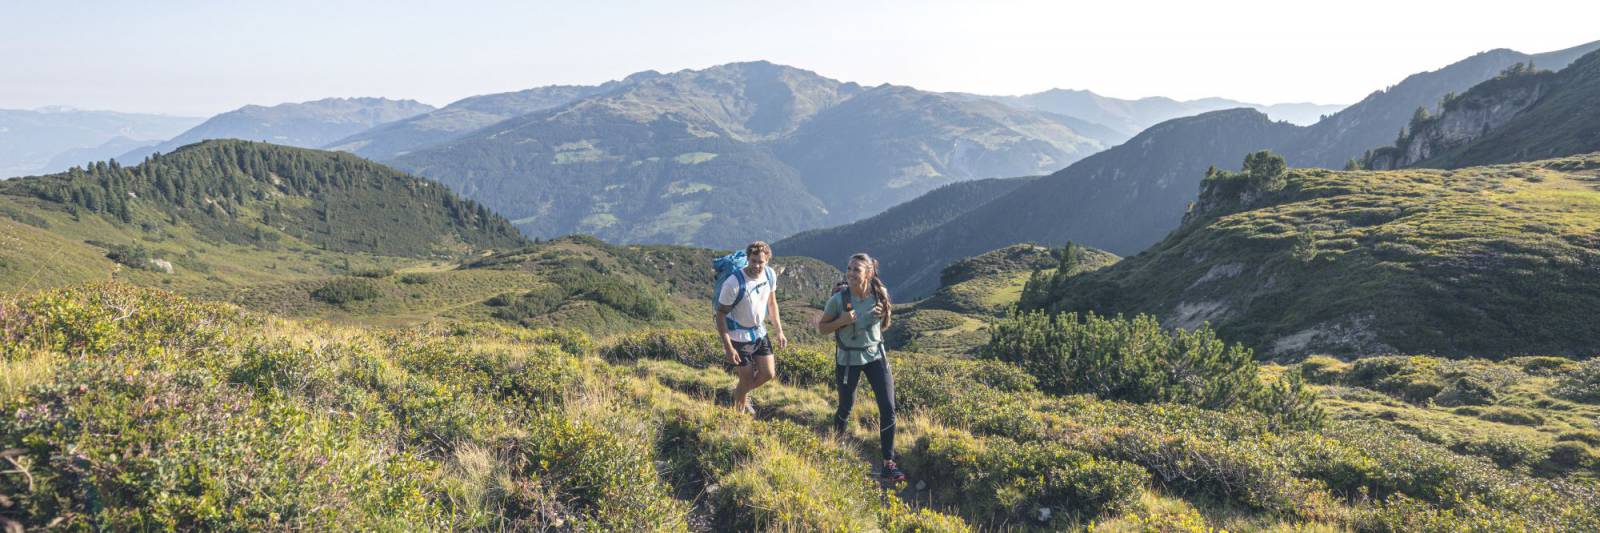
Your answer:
[817,253,905,482]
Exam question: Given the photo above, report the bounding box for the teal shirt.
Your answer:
[822,290,885,366]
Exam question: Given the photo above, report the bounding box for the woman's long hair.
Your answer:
[850,253,892,330]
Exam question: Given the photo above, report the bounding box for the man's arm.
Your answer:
[714,278,740,364]
[715,307,740,364]
[766,292,787,349]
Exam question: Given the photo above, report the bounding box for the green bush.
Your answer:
[1451,436,1543,468]
[1555,430,1600,447]
[1552,358,1600,403]
[311,277,382,305]
[982,311,1261,409]
[1250,372,1326,430]
[105,242,154,269]
[893,353,1037,412]
[1345,356,1444,403]
[777,346,832,387]
[351,267,394,278]
[398,273,431,285]
[1433,376,1497,406]
[491,265,673,323]
[1505,355,1579,376]
[603,329,723,368]
[1476,407,1544,426]
[907,427,1144,524]
[1298,355,1350,384]
[1545,441,1599,471]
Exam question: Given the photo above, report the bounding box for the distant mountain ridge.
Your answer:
[387,61,1113,248]
[975,88,1344,134]
[0,107,201,178]
[322,78,654,160]
[119,97,435,162]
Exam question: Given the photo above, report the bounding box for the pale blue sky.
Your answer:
[3,0,1597,116]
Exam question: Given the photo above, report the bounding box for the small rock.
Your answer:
[914,480,926,491]
[1036,506,1052,523]
[147,258,174,274]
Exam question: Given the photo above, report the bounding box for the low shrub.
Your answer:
[311,277,382,305]
[105,242,154,269]
[602,329,722,368]
[1552,358,1600,403]
[1505,355,1579,376]
[777,345,832,387]
[351,267,394,278]
[1250,372,1326,430]
[1345,356,1444,403]
[1545,441,1598,471]
[1451,436,1543,468]
[894,353,1037,414]
[1476,407,1544,426]
[1433,376,1497,406]
[982,311,1260,409]
[1298,355,1350,384]
[398,273,431,285]
[1555,430,1600,447]
[908,427,1144,525]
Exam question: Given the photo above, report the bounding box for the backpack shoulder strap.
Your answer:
[729,268,749,309]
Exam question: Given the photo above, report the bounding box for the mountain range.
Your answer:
[978,89,1344,135]
[385,61,1114,248]
[0,107,202,178]
[117,97,435,162]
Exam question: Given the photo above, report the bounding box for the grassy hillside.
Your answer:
[5,284,1596,530]
[1026,152,1600,359]
[0,140,531,307]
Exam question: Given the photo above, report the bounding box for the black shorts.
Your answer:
[732,336,773,366]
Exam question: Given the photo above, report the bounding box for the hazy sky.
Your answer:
[4,0,1597,116]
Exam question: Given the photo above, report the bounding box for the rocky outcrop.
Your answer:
[1365,69,1555,170]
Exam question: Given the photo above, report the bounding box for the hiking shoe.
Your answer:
[743,401,757,416]
[881,460,907,482]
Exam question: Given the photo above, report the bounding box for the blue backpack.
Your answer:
[712,250,774,339]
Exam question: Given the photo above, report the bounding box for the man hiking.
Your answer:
[715,241,787,415]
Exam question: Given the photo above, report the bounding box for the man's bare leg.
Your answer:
[732,364,757,410]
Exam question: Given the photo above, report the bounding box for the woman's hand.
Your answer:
[872,300,887,320]
[725,344,741,365]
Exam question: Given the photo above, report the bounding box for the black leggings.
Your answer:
[834,357,896,461]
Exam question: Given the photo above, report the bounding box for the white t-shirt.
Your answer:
[718,266,775,342]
